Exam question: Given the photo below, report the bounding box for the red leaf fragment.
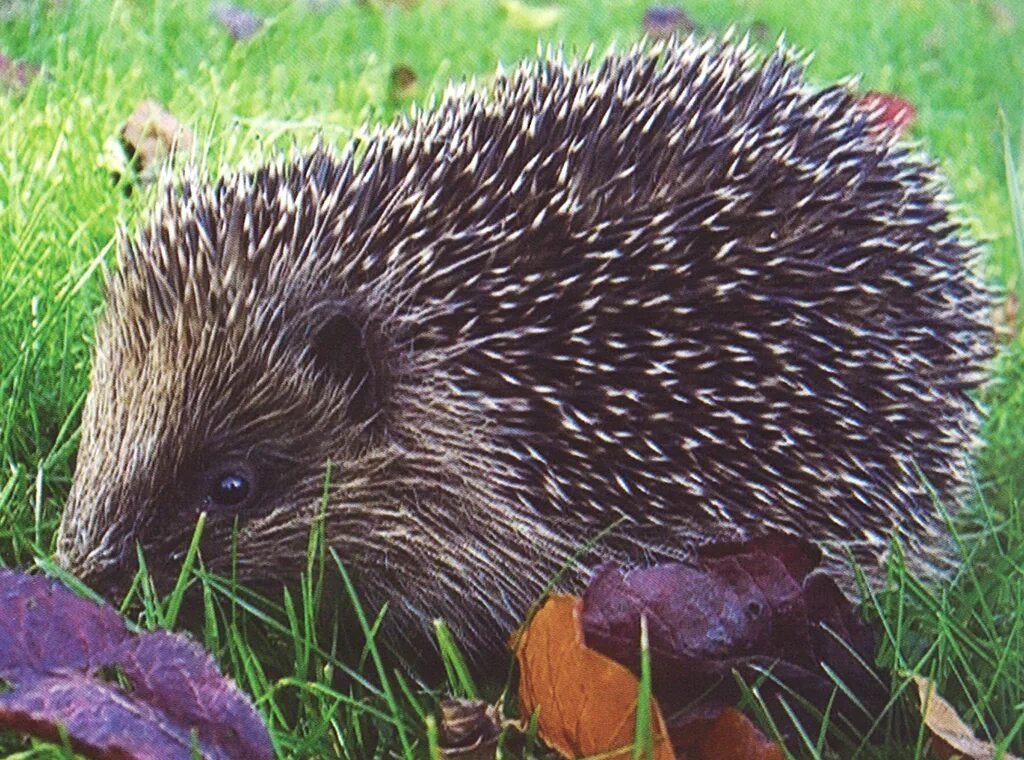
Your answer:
[580,535,888,743]
[858,91,917,135]
[211,3,266,41]
[0,570,273,760]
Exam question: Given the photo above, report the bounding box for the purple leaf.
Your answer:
[642,6,696,40]
[580,535,888,738]
[0,52,41,93]
[211,3,265,42]
[0,569,274,760]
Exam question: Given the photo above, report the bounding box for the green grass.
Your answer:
[1,0,1023,757]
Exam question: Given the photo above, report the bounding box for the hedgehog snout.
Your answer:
[55,510,137,602]
[56,549,134,602]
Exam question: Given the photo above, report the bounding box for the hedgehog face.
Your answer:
[53,161,406,600]
[54,293,383,598]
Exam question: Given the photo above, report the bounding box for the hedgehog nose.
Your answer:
[65,556,133,603]
[54,541,133,603]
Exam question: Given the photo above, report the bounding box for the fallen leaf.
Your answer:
[499,0,561,31]
[0,569,273,760]
[921,23,946,50]
[675,708,785,760]
[120,100,194,186]
[913,676,1022,760]
[994,293,1020,343]
[0,51,41,94]
[513,594,676,760]
[0,0,27,21]
[642,7,696,40]
[581,535,888,741]
[749,20,771,42]
[211,3,265,42]
[858,91,917,135]
[988,1,1017,33]
[390,64,418,100]
[436,698,500,759]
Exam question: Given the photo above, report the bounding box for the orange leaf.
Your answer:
[513,594,676,760]
[690,708,785,760]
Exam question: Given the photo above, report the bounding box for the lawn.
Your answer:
[1,0,1023,757]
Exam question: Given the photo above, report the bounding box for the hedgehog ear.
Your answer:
[309,309,379,423]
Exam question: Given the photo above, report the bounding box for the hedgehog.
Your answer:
[55,36,992,658]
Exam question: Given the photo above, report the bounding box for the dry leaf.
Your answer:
[913,676,1021,760]
[499,0,561,31]
[390,64,418,100]
[993,293,1020,343]
[675,708,785,760]
[0,0,28,21]
[120,100,194,186]
[988,1,1017,33]
[514,594,676,760]
[436,698,500,759]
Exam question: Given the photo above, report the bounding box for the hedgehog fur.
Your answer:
[56,36,992,657]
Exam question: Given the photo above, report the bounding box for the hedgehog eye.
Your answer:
[203,462,257,511]
[212,474,250,506]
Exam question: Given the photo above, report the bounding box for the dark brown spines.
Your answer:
[58,37,991,657]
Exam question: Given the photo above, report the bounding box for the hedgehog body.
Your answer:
[57,38,991,655]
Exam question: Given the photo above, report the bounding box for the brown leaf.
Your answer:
[120,100,194,186]
[513,594,676,760]
[390,64,418,100]
[993,293,1020,342]
[436,698,500,760]
[913,676,1021,760]
[675,708,785,760]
